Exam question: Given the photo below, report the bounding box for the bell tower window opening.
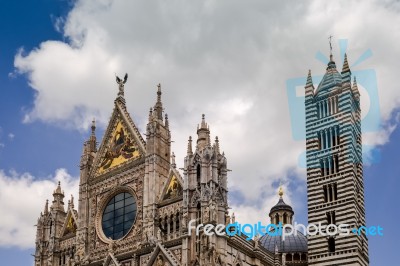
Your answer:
[328,237,336,253]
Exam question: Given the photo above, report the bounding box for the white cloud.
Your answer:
[0,169,79,249]
[8,133,14,140]
[11,0,400,240]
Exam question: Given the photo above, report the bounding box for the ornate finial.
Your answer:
[278,186,284,198]
[165,113,169,128]
[157,83,162,101]
[171,152,176,168]
[200,114,207,129]
[116,73,128,97]
[215,136,220,154]
[44,199,49,215]
[187,136,193,155]
[154,84,163,120]
[328,35,333,60]
[91,118,96,135]
[70,194,74,209]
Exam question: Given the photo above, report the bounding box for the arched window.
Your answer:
[283,213,287,224]
[275,213,279,224]
[328,237,335,252]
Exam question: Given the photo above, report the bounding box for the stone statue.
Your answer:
[156,255,164,266]
[157,227,162,241]
[115,73,128,96]
[210,200,217,222]
[182,212,188,229]
[203,206,210,223]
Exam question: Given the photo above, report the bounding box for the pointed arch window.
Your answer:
[196,164,201,187]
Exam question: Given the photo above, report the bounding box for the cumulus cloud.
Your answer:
[0,169,79,249]
[12,0,400,229]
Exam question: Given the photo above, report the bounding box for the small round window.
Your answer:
[102,192,137,240]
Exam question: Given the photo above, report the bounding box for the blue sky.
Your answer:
[0,0,399,265]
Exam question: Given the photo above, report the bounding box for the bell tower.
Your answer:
[305,51,369,265]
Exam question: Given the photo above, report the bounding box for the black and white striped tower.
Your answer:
[305,50,369,265]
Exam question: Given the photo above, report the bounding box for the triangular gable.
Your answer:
[160,169,183,202]
[147,243,181,266]
[60,208,78,238]
[103,252,121,266]
[92,102,146,177]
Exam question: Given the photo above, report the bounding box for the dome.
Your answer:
[315,60,342,95]
[259,228,307,253]
[269,198,293,216]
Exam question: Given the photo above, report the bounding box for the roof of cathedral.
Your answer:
[259,228,308,253]
[315,56,342,95]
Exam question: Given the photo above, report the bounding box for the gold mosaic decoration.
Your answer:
[97,120,141,174]
[163,175,183,200]
[64,215,77,236]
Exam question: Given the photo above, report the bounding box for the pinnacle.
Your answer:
[91,118,96,135]
[342,53,350,73]
[306,69,313,87]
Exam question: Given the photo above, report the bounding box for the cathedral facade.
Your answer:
[34,51,369,266]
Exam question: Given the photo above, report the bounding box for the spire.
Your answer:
[215,136,220,154]
[157,83,162,102]
[326,35,337,70]
[52,181,65,212]
[342,53,350,73]
[196,114,211,150]
[44,199,49,215]
[171,152,176,168]
[153,83,163,120]
[187,136,193,155]
[54,181,63,195]
[88,118,97,152]
[305,69,313,87]
[352,76,360,98]
[328,35,333,61]
[200,114,207,129]
[70,194,74,209]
